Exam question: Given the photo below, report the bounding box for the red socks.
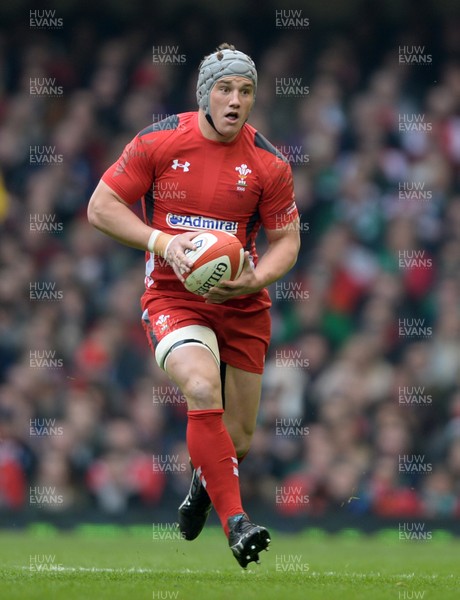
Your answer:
[187,409,244,536]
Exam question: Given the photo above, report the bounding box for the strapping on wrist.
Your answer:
[147,230,173,257]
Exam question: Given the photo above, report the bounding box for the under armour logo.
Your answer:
[172,159,190,172]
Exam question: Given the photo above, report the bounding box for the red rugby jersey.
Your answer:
[101,112,298,302]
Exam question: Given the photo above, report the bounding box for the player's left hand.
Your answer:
[203,252,262,304]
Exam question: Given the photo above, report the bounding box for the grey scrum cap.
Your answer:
[196,48,257,113]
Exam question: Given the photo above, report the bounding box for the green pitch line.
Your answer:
[0,527,459,600]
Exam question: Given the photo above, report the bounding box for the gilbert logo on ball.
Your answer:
[183,231,244,295]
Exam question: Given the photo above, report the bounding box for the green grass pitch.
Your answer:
[0,525,458,600]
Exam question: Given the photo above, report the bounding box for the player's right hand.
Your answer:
[165,231,198,283]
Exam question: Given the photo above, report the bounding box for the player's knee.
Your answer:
[182,376,221,410]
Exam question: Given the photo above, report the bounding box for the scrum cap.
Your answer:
[196,46,257,114]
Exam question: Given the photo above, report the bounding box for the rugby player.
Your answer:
[88,43,300,567]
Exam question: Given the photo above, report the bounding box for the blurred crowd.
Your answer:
[0,2,459,521]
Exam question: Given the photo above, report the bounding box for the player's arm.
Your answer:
[204,219,300,303]
[88,180,160,250]
[87,180,197,281]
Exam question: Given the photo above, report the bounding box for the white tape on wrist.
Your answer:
[164,235,177,258]
[147,230,161,253]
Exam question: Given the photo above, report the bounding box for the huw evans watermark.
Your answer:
[275,350,309,368]
[275,145,309,165]
[397,591,426,599]
[152,592,180,600]
[29,486,64,508]
[398,386,432,405]
[29,282,63,301]
[29,555,64,571]
[398,182,432,200]
[152,386,186,404]
[398,522,432,541]
[30,10,63,29]
[152,46,186,65]
[399,114,432,131]
[154,181,186,201]
[30,78,63,96]
[30,214,63,232]
[275,78,309,97]
[275,418,309,436]
[398,454,432,474]
[275,554,309,572]
[29,350,63,368]
[30,418,63,436]
[398,250,432,269]
[275,486,309,505]
[398,46,432,65]
[152,523,185,540]
[398,319,432,338]
[152,455,187,473]
[30,145,63,165]
[275,213,309,232]
[275,281,309,301]
[275,10,309,29]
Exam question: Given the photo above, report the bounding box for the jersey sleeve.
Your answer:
[101,134,153,204]
[259,158,298,230]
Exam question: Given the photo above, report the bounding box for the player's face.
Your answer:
[208,76,255,141]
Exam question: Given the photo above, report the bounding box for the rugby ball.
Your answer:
[183,231,244,295]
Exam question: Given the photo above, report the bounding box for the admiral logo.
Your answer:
[166,214,238,234]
